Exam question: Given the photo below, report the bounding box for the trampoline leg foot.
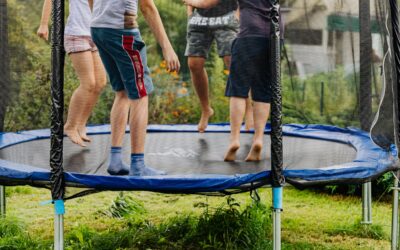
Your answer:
[272,187,282,250]
[0,186,5,217]
[361,182,372,225]
[391,172,400,250]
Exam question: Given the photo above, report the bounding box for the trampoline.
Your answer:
[2,0,400,249]
[0,124,397,193]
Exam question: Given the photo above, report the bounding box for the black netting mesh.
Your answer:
[0,0,398,194]
[282,0,397,150]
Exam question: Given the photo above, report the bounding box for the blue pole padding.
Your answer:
[273,187,283,210]
[54,200,65,215]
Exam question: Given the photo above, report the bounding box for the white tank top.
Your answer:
[91,0,138,29]
[64,0,92,36]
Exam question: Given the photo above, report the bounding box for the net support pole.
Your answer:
[392,171,400,250]
[50,0,65,249]
[361,182,372,224]
[359,0,372,130]
[0,186,5,217]
[270,1,283,250]
[0,0,11,132]
[390,0,400,248]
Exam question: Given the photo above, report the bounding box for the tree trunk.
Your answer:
[359,0,373,131]
[0,0,10,132]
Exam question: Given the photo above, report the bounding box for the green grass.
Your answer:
[0,187,393,249]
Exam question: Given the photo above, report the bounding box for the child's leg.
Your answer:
[76,51,107,142]
[245,95,254,131]
[245,101,270,162]
[223,55,254,131]
[128,96,148,154]
[224,97,246,162]
[128,96,165,176]
[107,91,130,175]
[91,28,132,175]
[65,51,103,146]
[188,56,214,132]
[110,91,130,147]
[95,28,162,175]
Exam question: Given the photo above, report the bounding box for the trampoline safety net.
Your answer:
[0,0,399,194]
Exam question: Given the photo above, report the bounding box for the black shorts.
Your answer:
[225,37,272,103]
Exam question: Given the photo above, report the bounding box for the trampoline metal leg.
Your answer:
[273,208,281,250]
[54,214,64,250]
[0,186,5,217]
[362,182,372,224]
[392,172,400,250]
[272,187,283,250]
[53,200,65,250]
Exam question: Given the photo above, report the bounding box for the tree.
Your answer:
[0,0,10,132]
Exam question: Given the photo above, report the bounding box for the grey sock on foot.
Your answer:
[107,147,129,175]
[130,154,166,176]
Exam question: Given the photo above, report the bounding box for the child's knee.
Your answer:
[188,58,205,73]
[80,78,100,94]
[96,78,107,92]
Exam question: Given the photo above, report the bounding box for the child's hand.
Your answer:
[162,48,181,73]
[37,25,49,41]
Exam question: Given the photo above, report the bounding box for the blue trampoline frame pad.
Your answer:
[0,124,398,193]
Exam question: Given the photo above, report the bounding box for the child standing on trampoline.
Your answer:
[185,0,254,133]
[89,0,180,176]
[37,0,107,147]
[183,0,282,162]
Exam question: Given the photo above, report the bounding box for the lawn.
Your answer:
[0,186,393,249]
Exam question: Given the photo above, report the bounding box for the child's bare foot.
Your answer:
[65,126,86,147]
[198,108,214,133]
[245,141,262,162]
[224,142,240,162]
[78,127,91,142]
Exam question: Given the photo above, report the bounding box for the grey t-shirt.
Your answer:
[65,0,92,36]
[238,0,283,38]
[91,0,138,29]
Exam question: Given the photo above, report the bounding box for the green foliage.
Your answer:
[66,225,95,250]
[322,172,394,199]
[325,220,387,240]
[281,68,360,127]
[375,173,394,198]
[192,197,271,250]
[24,197,271,250]
[0,187,393,249]
[0,217,42,250]
[139,0,190,75]
[5,186,33,197]
[100,192,146,219]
